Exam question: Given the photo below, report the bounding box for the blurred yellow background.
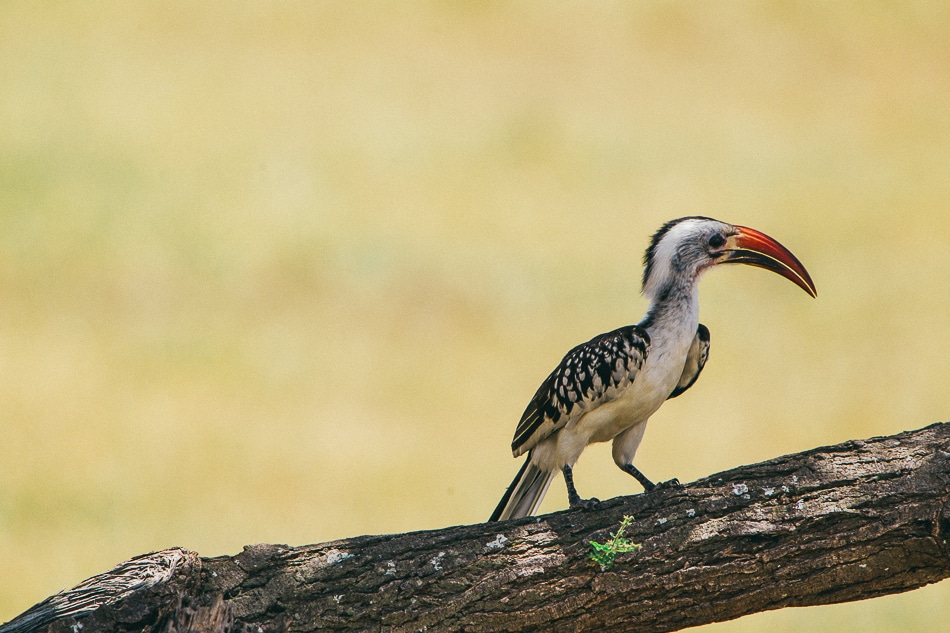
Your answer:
[2,2,950,630]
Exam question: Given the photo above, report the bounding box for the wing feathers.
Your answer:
[511,325,650,456]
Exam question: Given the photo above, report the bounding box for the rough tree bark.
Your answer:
[3,423,950,633]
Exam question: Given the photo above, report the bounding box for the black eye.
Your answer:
[708,233,726,249]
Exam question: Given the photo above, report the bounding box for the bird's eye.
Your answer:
[707,233,726,249]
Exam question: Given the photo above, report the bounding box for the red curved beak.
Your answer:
[723,225,817,298]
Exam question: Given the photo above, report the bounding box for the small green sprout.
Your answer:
[588,515,641,571]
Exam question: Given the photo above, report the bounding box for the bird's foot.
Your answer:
[569,495,601,511]
[654,478,682,490]
[562,464,599,511]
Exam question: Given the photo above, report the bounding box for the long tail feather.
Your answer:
[488,456,555,522]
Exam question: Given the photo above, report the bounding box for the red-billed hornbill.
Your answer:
[489,216,816,522]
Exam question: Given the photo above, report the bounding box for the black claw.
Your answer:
[563,464,601,511]
[655,478,682,490]
[569,496,601,511]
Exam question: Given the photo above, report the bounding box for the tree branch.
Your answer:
[4,423,950,633]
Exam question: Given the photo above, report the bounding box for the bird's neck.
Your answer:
[638,278,700,339]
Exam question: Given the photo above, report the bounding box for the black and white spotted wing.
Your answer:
[667,323,710,399]
[511,325,651,457]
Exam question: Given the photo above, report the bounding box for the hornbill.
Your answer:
[489,216,816,522]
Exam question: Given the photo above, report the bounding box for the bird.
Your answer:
[489,216,816,522]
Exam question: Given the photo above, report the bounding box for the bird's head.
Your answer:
[642,216,817,302]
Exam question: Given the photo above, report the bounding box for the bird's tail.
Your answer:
[488,455,555,522]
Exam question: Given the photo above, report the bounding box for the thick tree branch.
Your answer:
[4,423,950,633]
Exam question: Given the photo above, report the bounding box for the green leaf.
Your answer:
[588,515,642,571]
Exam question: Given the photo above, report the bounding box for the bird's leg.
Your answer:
[620,463,656,491]
[620,463,682,492]
[561,464,599,510]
